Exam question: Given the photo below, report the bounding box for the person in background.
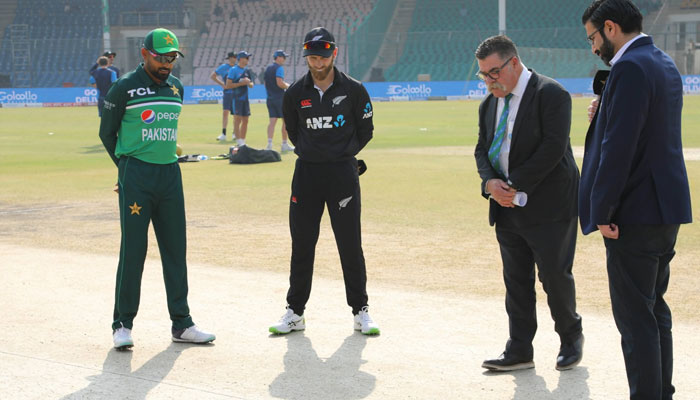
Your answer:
[264,49,294,152]
[90,56,117,117]
[212,51,237,142]
[90,51,120,78]
[225,51,254,147]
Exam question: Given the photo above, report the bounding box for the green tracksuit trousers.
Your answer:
[112,156,194,331]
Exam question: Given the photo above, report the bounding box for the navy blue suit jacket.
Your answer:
[579,36,692,235]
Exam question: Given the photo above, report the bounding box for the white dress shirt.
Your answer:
[609,33,647,66]
[494,65,532,178]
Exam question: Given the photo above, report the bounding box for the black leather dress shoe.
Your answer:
[482,352,534,372]
[556,335,584,371]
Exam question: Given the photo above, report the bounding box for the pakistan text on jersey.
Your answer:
[142,128,177,141]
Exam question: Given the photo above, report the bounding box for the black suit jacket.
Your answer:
[475,71,579,227]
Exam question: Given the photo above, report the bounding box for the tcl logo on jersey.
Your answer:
[127,87,157,97]
[141,109,156,124]
[300,99,312,108]
[306,115,346,130]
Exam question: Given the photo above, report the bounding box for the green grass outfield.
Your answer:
[1,97,699,203]
[1,98,700,317]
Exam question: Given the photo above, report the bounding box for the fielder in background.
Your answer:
[212,51,237,142]
[473,35,583,372]
[264,49,294,152]
[89,56,117,117]
[98,27,215,350]
[225,51,254,147]
[270,27,380,335]
[580,1,692,398]
[90,50,120,78]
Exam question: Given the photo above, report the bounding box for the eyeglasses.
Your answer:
[586,26,604,45]
[476,56,514,81]
[303,40,335,51]
[148,50,178,64]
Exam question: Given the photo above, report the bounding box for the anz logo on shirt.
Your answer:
[362,102,373,119]
[306,114,346,130]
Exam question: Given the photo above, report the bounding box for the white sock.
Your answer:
[236,138,245,146]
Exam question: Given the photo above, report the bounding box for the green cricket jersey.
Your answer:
[99,63,184,165]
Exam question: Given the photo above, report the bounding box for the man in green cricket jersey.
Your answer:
[99,28,215,350]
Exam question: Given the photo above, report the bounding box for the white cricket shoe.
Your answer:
[269,307,305,334]
[217,134,226,141]
[265,143,273,150]
[113,326,134,350]
[172,325,216,343]
[281,143,295,153]
[354,306,380,335]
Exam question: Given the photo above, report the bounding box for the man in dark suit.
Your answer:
[580,1,692,399]
[474,35,583,372]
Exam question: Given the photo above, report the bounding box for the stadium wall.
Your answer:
[2,75,700,107]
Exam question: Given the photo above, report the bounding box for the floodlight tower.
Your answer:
[499,0,506,35]
[102,0,111,52]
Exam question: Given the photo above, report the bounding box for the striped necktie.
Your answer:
[488,93,513,176]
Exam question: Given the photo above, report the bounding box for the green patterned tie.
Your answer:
[488,93,513,176]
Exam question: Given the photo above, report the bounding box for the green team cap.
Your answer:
[143,28,184,57]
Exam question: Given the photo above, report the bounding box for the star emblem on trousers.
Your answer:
[129,202,142,215]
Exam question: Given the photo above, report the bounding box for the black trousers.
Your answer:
[286,158,368,315]
[604,224,679,400]
[495,216,582,358]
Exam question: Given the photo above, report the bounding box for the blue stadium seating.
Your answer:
[0,0,102,87]
[0,0,183,87]
[382,0,658,81]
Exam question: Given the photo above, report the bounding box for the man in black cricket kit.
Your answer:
[269,27,380,335]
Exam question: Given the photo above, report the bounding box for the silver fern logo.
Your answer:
[338,196,353,210]
[331,95,347,107]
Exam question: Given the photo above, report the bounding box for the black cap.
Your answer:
[226,51,236,59]
[303,27,336,57]
[103,51,116,57]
